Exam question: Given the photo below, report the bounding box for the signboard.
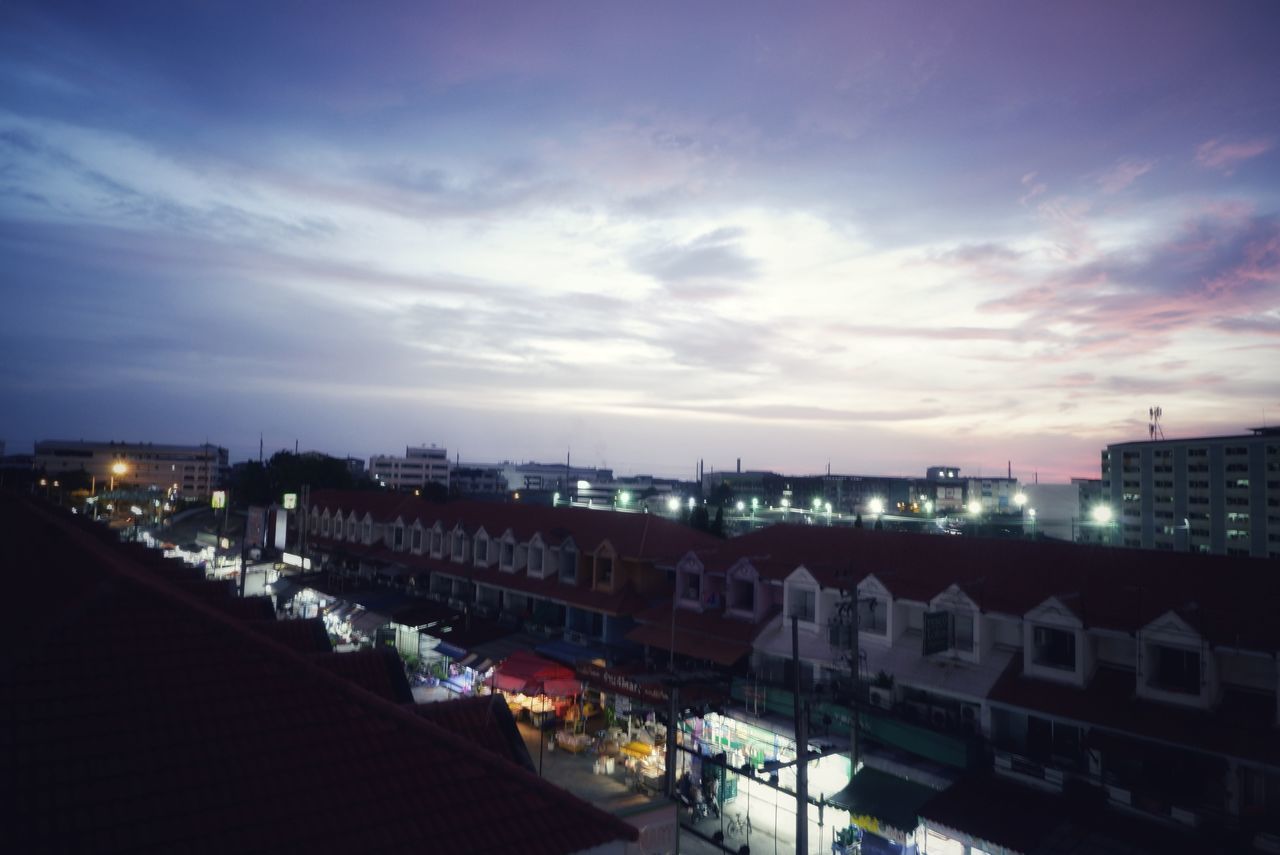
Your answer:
[923,611,951,656]
[282,493,298,510]
[274,511,288,550]
[576,661,670,705]
[246,506,267,549]
[211,490,227,509]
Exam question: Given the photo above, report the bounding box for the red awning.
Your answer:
[494,650,580,697]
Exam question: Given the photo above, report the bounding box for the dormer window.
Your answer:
[596,555,614,588]
[683,573,701,602]
[730,578,755,612]
[452,533,465,561]
[347,519,357,540]
[1032,626,1076,671]
[952,612,974,652]
[309,512,318,534]
[322,514,331,536]
[788,588,816,622]
[1151,645,1200,694]
[559,547,577,583]
[858,598,887,635]
[411,526,423,553]
[529,545,544,575]
[393,524,404,551]
[474,536,488,564]
[431,529,442,557]
[362,520,372,543]
[501,540,514,568]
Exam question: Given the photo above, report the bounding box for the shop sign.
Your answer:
[282,493,298,510]
[211,491,227,509]
[576,661,669,705]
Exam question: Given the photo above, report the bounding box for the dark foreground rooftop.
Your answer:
[0,492,637,854]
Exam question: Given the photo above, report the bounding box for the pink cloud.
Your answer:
[1097,158,1156,193]
[1195,138,1273,173]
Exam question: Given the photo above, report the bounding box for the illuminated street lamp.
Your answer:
[967,500,983,516]
[618,491,631,507]
[812,497,822,511]
[666,497,681,513]
[924,500,934,515]
[736,501,745,513]
[868,497,885,516]
[1090,505,1113,524]
[1014,492,1027,509]
[110,461,128,492]
[1028,507,1037,538]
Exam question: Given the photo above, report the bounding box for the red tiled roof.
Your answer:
[2,494,639,854]
[309,489,720,561]
[313,647,414,704]
[989,658,1280,766]
[627,622,754,666]
[685,524,1280,649]
[410,695,536,773]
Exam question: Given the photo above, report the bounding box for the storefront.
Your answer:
[495,650,582,729]
[574,662,673,794]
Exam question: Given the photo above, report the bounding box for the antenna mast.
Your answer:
[1148,406,1165,441]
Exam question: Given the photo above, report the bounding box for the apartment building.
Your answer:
[34,439,228,498]
[369,445,449,492]
[1101,426,1280,558]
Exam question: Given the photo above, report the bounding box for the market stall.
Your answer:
[494,650,581,727]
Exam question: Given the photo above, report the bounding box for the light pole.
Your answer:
[110,461,128,493]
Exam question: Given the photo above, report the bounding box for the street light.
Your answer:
[967,500,983,515]
[868,497,885,516]
[1090,505,1113,524]
[666,497,680,513]
[618,491,631,507]
[1014,493,1027,509]
[1028,507,1037,538]
[736,501,745,513]
[110,461,128,492]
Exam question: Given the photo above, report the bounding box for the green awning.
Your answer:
[826,768,936,839]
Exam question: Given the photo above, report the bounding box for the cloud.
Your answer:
[631,226,759,294]
[1097,158,1156,193]
[1018,171,1047,206]
[1194,138,1273,174]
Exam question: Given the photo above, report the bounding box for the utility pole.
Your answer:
[792,616,808,855]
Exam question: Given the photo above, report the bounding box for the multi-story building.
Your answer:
[34,439,228,498]
[369,445,449,492]
[1101,426,1280,558]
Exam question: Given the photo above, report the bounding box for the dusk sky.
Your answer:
[3,1,1278,481]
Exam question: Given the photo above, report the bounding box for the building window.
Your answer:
[362,521,371,543]
[393,525,404,550]
[452,534,465,561]
[474,537,488,563]
[559,548,577,584]
[730,578,755,612]
[1032,626,1076,670]
[596,555,613,587]
[348,520,357,540]
[501,541,514,568]
[431,530,442,556]
[411,527,423,552]
[321,515,329,536]
[858,597,887,635]
[788,588,816,622]
[1152,646,1201,694]
[529,547,544,575]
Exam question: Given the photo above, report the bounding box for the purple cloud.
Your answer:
[1195,138,1273,173]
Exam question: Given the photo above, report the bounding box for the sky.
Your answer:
[2,1,1278,482]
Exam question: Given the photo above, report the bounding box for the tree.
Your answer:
[854,513,864,529]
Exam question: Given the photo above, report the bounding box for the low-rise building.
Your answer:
[369,445,449,492]
[34,438,228,498]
